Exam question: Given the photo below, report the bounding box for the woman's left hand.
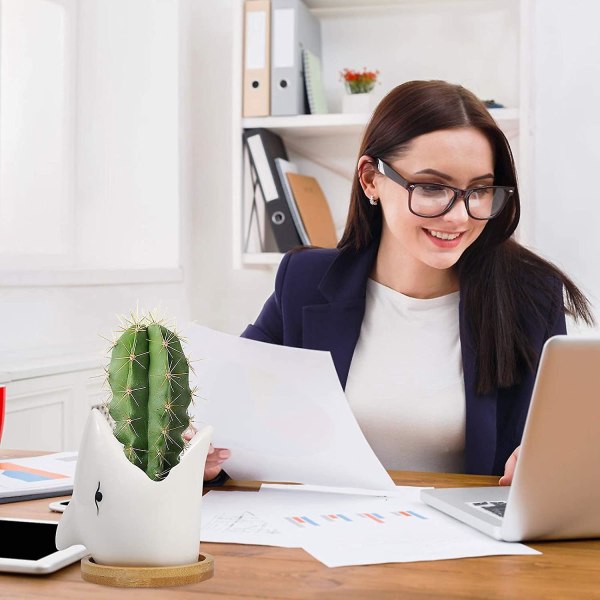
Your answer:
[498,446,520,486]
[183,425,230,481]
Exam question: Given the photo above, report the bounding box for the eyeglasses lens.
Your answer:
[411,185,510,219]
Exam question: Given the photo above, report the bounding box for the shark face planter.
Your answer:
[56,409,213,569]
[56,317,215,587]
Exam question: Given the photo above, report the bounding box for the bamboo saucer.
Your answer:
[80,553,214,587]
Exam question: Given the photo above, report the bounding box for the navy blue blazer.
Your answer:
[241,243,567,476]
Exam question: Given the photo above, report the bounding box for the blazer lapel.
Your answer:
[302,244,378,389]
[302,301,365,389]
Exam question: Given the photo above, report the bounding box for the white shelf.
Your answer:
[306,0,405,7]
[243,113,370,137]
[305,0,485,11]
[490,108,520,138]
[488,107,520,121]
[243,108,519,139]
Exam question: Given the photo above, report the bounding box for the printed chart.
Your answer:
[204,511,280,536]
[0,452,76,500]
[286,510,428,528]
[200,488,539,567]
[0,463,69,483]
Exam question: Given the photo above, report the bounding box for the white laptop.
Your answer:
[421,335,600,542]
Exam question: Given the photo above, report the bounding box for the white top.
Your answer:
[345,279,466,473]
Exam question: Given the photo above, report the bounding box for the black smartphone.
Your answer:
[0,518,86,574]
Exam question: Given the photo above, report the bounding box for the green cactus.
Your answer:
[107,316,193,481]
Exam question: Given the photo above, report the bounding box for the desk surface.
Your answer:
[1,450,599,599]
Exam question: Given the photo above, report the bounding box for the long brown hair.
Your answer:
[339,80,594,394]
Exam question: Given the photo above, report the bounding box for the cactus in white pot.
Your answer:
[56,316,213,573]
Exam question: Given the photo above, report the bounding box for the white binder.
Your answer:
[243,0,271,117]
[270,0,321,116]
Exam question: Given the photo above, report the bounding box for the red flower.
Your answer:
[340,68,380,94]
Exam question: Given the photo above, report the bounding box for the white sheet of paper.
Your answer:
[185,324,395,490]
[0,452,77,499]
[200,490,301,547]
[261,483,430,500]
[298,498,540,567]
[201,486,423,548]
[302,536,539,568]
[200,486,539,566]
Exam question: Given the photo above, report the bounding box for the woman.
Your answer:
[203,80,593,484]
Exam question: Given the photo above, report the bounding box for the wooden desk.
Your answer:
[1,451,599,599]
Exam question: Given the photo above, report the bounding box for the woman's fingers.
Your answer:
[204,446,231,481]
[182,424,197,442]
[182,428,230,480]
[499,446,520,486]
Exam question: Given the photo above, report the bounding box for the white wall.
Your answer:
[187,0,276,334]
[0,0,76,267]
[0,282,190,359]
[320,0,520,112]
[0,0,192,359]
[530,0,600,330]
[76,0,180,270]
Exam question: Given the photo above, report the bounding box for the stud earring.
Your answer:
[369,196,379,206]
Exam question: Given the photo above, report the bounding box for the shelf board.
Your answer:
[305,0,400,7]
[488,107,519,121]
[243,113,370,137]
[305,0,484,10]
[243,108,519,138]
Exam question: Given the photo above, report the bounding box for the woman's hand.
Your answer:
[183,426,231,481]
[498,446,520,486]
[203,445,231,480]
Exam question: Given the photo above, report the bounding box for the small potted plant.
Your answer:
[56,315,214,588]
[340,67,380,113]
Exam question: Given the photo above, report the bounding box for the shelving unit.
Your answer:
[232,0,528,268]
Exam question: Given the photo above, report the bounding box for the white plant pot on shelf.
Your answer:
[342,92,373,114]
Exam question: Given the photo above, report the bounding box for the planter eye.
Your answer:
[95,481,103,516]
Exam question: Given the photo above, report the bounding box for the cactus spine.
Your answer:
[107,317,193,481]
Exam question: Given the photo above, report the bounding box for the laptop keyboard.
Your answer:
[469,501,507,518]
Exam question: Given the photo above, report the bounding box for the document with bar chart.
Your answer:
[281,496,539,567]
[0,452,76,502]
[200,485,539,566]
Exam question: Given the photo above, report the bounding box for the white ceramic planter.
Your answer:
[56,409,213,567]
[342,92,373,114]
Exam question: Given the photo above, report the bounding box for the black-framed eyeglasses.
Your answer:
[375,158,514,220]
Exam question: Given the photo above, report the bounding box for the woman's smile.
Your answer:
[423,228,466,247]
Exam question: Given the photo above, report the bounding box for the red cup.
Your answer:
[0,387,5,443]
